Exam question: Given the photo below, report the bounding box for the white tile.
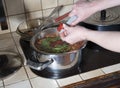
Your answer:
[12,35,24,55]
[24,0,41,12]
[26,11,42,20]
[0,33,18,53]
[80,69,105,80]
[58,0,73,5]
[0,30,10,34]
[12,36,26,65]
[30,77,58,88]
[25,66,38,78]
[57,75,82,87]
[42,0,57,9]
[101,63,120,74]
[8,14,26,32]
[5,80,31,88]
[4,67,28,85]
[11,32,19,37]
[43,8,54,18]
[0,46,18,54]
[43,8,59,18]
[0,80,3,87]
[5,0,24,15]
[59,5,73,16]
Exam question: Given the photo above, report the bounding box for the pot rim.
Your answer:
[30,27,87,55]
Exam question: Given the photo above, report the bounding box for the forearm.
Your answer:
[91,0,120,12]
[86,30,120,52]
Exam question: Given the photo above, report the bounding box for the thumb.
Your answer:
[63,24,70,31]
[71,19,81,25]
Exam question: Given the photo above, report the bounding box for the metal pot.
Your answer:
[27,27,86,71]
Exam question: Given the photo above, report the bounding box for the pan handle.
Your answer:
[27,59,53,71]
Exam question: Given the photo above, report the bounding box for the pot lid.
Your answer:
[83,7,120,26]
[0,51,23,79]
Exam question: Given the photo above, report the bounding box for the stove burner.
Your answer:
[83,8,120,26]
[30,65,81,79]
[0,52,22,79]
[0,55,8,67]
[93,10,119,22]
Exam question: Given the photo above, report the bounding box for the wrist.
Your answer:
[84,29,93,41]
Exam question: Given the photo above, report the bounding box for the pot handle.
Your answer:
[27,59,53,71]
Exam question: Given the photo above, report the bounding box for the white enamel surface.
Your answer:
[0,80,3,87]
[8,14,26,32]
[4,67,28,85]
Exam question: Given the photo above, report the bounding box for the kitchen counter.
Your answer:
[0,32,120,88]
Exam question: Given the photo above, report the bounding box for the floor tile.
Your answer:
[80,69,105,80]
[5,80,31,88]
[101,63,120,74]
[57,75,82,87]
[25,66,38,78]
[4,67,28,85]
[30,77,58,88]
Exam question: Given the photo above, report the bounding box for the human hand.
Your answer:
[59,24,88,44]
[69,0,97,25]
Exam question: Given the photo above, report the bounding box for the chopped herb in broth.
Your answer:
[35,36,84,53]
[36,37,71,53]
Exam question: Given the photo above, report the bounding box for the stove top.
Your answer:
[20,39,120,79]
[81,42,120,72]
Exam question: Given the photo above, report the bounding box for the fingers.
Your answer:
[59,24,70,41]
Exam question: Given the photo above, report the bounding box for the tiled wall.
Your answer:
[0,0,78,34]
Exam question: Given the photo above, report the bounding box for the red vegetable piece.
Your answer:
[57,23,64,32]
